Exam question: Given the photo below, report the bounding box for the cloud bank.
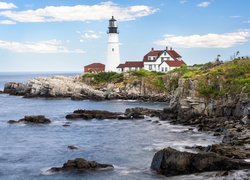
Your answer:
[0,1,17,9]
[155,30,250,48]
[0,1,157,23]
[0,39,84,53]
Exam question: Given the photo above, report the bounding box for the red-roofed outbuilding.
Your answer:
[84,63,105,73]
[117,61,144,72]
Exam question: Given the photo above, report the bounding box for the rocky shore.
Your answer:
[2,59,250,177]
[3,75,167,101]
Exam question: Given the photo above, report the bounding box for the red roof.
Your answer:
[84,63,105,68]
[143,48,182,62]
[167,50,182,59]
[143,50,164,62]
[117,61,144,68]
[164,60,186,67]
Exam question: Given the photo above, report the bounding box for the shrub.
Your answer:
[154,77,166,92]
[82,72,123,84]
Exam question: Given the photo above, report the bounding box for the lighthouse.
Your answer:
[106,16,120,72]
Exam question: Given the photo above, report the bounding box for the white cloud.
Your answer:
[78,30,103,42]
[197,2,210,7]
[154,30,250,48]
[0,2,157,23]
[0,19,16,24]
[0,2,17,9]
[0,39,85,53]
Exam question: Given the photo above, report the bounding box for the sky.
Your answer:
[0,0,250,72]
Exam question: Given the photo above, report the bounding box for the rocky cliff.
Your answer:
[168,59,250,118]
[3,59,249,117]
[4,76,106,100]
[3,72,168,101]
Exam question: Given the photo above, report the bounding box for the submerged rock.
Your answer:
[8,115,51,124]
[151,147,250,177]
[67,145,79,150]
[49,158,113,173]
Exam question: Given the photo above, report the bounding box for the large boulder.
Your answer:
[49,158,113,173]
[151,147,250,176]
[8,115,51,124]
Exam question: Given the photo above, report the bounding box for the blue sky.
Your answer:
[0,0,250,72]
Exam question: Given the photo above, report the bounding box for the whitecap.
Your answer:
[40,167,58,176]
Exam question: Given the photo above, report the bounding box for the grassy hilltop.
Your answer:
[82,58,250,98]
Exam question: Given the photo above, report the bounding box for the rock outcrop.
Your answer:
[4,82,28,96]
[66,109,121,120]
[3,75,168,101]
[170,78,249,119]
[49,158,113,173]
[8,115,51,124]
[192,144,250,159]
[4,76,105,100]
[151,147,250,176]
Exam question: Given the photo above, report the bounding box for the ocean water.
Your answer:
[0,73,247,180]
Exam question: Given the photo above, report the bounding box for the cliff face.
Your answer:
[81,71,169,101]
[170,78,249,118]
[168,59,250,118]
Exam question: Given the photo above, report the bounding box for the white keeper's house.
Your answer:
[117,47,186,72]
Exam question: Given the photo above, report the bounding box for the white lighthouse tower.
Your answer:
[106,16,120,72]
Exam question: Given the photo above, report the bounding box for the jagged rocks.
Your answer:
[192,144,250,159]
[125,107,162,118]
[4,82,28,96]
[151,147,250,176]
[8,115,51,124]
[49,158,113,173]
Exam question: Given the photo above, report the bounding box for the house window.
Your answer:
[149,65,152,70]
[161,67,164,72]
[112,48,114,52]
[165,67,168,72]
[154,65,156,69]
